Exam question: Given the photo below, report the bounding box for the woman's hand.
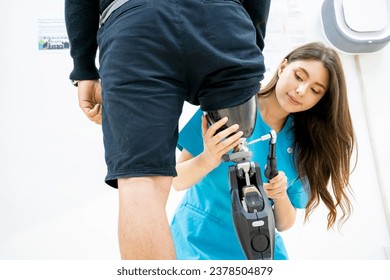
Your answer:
[263,171,288,200]
[199,115,243,170]
[264,171,296,231]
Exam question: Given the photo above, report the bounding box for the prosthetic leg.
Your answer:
[205,96,278,260]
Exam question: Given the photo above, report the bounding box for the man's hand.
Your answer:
[77,80,102,125]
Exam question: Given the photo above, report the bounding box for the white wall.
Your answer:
[0,0,389,260]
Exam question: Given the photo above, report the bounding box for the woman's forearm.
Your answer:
[273,194,296,231]
[172,153,216,191]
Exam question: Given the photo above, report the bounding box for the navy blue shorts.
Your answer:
[97,0,265,187]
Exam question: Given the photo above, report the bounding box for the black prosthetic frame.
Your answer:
[229,163,275,260]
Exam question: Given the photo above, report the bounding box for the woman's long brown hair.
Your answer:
[260,42,357,229]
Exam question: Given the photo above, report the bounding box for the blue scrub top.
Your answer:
[170,109,309,260]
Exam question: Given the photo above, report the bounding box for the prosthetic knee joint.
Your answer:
[205,96,277,260]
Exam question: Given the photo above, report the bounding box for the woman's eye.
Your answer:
[311,88,320,94]
[295,73,303,81]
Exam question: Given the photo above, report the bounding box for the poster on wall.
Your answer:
[38,17,69,51]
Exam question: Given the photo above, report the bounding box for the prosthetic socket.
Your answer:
[205,96,277,260]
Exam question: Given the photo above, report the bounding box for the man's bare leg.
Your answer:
[117,176,176,259]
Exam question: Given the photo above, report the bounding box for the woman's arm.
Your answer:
[172,149,213,191]
[172,116,243,191]
[263,172,297,231]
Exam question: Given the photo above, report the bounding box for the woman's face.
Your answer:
[275,59,329,113]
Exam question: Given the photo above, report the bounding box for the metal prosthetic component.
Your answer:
[204,96,276,260]
[229,163,275,260]
[242,186,264,213]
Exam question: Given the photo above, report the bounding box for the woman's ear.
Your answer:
[277,59,288,76]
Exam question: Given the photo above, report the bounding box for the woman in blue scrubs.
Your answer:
[170,42,356,260]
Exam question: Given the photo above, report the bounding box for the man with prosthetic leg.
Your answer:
[205,95,278,260]
[65,0,272,260]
